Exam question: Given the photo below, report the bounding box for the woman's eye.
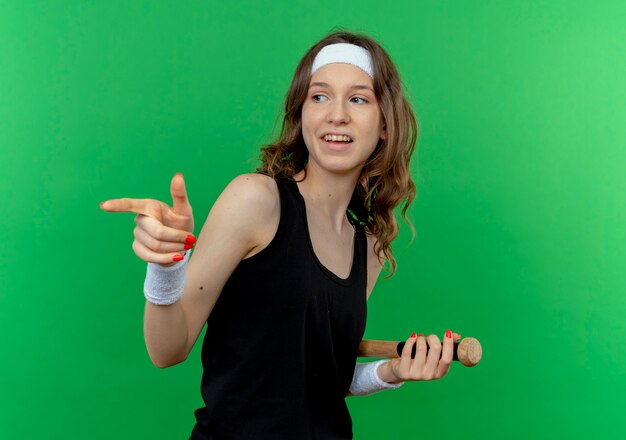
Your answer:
[351,97,368,104]
[312,94,327,102]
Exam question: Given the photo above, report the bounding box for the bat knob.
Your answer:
[457,337,482,367]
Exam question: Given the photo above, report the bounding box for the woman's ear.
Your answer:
[380,123,387,140]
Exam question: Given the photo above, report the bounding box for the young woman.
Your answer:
[101,30,460,439]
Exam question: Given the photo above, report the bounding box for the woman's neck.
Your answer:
[294,165,360,232]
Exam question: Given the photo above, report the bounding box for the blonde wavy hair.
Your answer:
[258,30,418,276]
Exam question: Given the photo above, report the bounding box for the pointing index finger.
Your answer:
[100,198,156,217]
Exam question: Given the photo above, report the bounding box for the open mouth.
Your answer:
[322,134,353,144]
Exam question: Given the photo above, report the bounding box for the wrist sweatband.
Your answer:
[311,43,374,79]
[143,251,191,305]
[349,360,404,396]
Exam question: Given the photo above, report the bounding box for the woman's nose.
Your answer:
[326,101,350,124]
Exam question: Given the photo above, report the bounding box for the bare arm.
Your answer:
[145,174,280,367]
[102,173,279,368]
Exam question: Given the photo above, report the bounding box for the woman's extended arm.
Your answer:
[102,173,280,368]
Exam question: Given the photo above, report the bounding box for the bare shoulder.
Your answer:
[190,173,280,271]
[223,173,278,204]
[227,173,278,195]
[207,173,280,256]
[216,173,279,221]
[366,232,384,299]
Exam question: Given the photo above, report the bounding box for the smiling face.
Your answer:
[301,63,386,176]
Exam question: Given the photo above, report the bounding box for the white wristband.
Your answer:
[143,251,191,305]
[349,360,404,396]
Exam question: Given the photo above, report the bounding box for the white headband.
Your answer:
[311,43,374,78]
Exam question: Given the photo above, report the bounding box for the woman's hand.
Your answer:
[377,330,462,384]
[100,173,196,266]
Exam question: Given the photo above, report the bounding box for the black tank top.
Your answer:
[190,176,368,440]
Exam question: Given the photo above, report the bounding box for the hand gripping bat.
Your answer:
[358,337,482,367]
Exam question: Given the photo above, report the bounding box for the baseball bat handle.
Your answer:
[358,337,482,367]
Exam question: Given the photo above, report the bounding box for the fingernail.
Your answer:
[99,201,105,209]
[176,172,184,178]
[445,329,452,338]
[173,254,184,262]
[418,333,424,337]
[184,243,194,249]
[411,332,417,338]
[185,235,196,244]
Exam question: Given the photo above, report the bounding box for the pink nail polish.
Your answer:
[173,254,184,262]
[184,243,194,249]
[445,329,452,338]
[418,333,424,337]
[410,332,417,338]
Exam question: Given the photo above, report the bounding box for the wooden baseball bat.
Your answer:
[358,337,482,367]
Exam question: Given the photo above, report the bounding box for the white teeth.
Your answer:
[323,134,352,142]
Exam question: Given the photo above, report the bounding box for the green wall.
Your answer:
[1,1,624,438]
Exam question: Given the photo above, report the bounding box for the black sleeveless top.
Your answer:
[190,177,368,439]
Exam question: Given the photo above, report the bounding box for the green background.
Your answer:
[1,1,624,438]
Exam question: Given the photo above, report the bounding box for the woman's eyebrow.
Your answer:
[309,82,374,92]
